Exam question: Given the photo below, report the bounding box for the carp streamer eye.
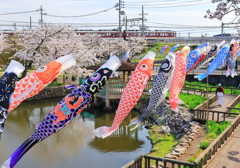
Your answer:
[161,63,169,69]
[139,64,148,71]
[190,53,196,58]
[212,46,216,51]
[90,73,101,81]
[223,48,228,53]
[36,65,47,73]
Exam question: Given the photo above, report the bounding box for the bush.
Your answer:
[199,141,210,149]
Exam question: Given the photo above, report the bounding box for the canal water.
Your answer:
[0,98,152,168]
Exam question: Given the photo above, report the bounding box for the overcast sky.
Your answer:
[0,0,238,37]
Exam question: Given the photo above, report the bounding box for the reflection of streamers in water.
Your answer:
[32,117,95,163]
[89,134,145,153]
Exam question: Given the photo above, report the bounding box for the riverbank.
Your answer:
[133,94,201,161]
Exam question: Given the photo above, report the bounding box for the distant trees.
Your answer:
[2,24,147,76]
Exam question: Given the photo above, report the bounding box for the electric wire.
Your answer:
[124,0,177,3]
[125,2,211,8]
[0,10,38,15]
[125,0,203,5]
[44,6,116,18]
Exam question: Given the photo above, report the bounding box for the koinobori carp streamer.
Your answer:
[92,51,156,139]
[0,55,121,168]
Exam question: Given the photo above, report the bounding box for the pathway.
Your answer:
[179,94,238,164]
[206,125,240,168]
[208,94,238,122]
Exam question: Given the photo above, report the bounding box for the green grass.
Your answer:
[199,141,211,149]
[231,103,240,113]
[148,125,180,158]
[165,92,207,110]
[188,120,231,163]
[132,43,199,62]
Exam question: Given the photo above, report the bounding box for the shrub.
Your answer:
[199,141,210,149]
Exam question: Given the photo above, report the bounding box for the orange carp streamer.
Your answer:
[169,46,190,112]
[8,54,76,112]
[92,51,156,139]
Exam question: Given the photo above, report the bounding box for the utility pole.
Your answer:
[221,22,224,36]
[30,16,32,29]
[125,16,127,31]
[118,0,121,37]
[142,5,144,36]
[140,5,147,36]
[14,23,16,31]
[40,5,43,26]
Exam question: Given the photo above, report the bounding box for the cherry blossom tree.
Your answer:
[3,24,147,78]
[204,0,240,33]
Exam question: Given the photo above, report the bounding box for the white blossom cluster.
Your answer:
[204,1,228,20]
[3,24,146,76]
[205,0,240,34]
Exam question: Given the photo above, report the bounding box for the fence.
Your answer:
[122,155,196,168]
[193,109,238,122]
[194,114,240,167]
[181,83,240,97]
[226,95,240,113]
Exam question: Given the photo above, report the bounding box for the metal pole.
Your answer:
[14,23,16,31]
[40,5,43,26]
[142,5,144,36]
[30,16,32,29]
[125,16,127,31]
[221,22,223,36]
[119,0,121,37]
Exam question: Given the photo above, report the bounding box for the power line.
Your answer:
[125,2,211,8]
[148,22,220,28]
[125,0,203,5]
[0,10,38,15]
[44,6,116,18]
[124,0,177,3]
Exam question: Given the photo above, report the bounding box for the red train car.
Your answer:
[75,29,176,39]
[1,29,176,40]
[1,30,15,38]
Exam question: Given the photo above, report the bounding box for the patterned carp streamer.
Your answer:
[186,42,209,73]
[0,60,25,138]
[92,51,156,139]
[0,56,121,168]
[159,45,168,54]
[187,44,211,73]
[169,46,190,112]
[128,45,177,130]
[194,44,230,81]
[8,54,76,112]
[0,54,76,137]
[194,40,225,70]
[122,51,130,62]
[226,39,239,77]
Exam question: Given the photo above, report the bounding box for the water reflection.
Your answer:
[0,98,151,168]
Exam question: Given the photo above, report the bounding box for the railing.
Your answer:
[194,114,240,167]
[226,95,240,113]
[193,109,239,122]
[181,86,205,96]
[193,95,217,110]
[182,83,240,95]
[122,155,196,168]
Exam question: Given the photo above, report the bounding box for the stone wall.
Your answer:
[25,86,72,101]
